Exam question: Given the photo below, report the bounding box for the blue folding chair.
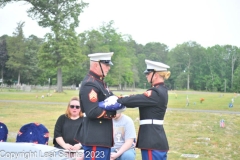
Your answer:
[0,122,8,142]
[16,122,49,145]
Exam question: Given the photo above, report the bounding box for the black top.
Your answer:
[53,114,83,149]
[117,83,169,151]
[78,71,116,147]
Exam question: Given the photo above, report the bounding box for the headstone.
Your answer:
[24,86,31,92]
[181,154,199,158]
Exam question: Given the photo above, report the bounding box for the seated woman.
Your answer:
[53,96,83,159]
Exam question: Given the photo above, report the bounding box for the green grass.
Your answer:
[0,89,240,160]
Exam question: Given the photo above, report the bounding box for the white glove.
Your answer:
[98,95,122,111]
[104,95,118,106]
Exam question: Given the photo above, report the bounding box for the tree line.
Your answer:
[0,1,240,92]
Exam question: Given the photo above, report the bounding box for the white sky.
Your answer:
[0,0,240,48]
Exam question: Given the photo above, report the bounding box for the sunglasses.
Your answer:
[70,105,80,109]
[145,72,152,76]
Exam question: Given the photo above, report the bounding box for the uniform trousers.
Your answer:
[141,149,167,160]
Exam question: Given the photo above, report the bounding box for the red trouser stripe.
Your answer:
[148,150,152,160]
[91,146,97,160]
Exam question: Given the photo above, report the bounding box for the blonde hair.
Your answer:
[65,96,83,118]
[157,71,171,80]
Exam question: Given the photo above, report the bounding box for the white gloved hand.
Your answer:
[98,96,124,111]
[104,95,118,106]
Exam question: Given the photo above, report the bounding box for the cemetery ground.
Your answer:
[0,88,240,160]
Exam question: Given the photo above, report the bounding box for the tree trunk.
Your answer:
[187,73,190,90]
[57,67,63,92]
[118,83,122,90]
[18,72,21,85]
[1,66,3,83]
[231,54,236,90]
[231,58,234,89]
[224,79,226,92]
[187,54,191,90]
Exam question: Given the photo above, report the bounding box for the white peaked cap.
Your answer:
[88,52,114,65]
[144,59,170,73]
[88,52,114,61]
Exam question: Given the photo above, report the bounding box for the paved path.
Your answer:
[1,100,240,115]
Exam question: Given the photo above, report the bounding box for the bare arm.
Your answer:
[55,137,72,150]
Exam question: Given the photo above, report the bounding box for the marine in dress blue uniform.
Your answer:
[117,60,171,160]
[78,52,123,160]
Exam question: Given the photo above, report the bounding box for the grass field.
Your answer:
[0,88,240,160]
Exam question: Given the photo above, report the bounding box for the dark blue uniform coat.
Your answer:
[78,71,116,147]
[117,82,169,151]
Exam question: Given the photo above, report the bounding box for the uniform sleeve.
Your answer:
[80,82,114,119]
[53,115,65,143]
[117,88,160,108]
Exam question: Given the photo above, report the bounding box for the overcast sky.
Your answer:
[0,0,240,48]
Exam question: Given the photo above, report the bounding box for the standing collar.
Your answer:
[88,71,104,81]
[152,82,164,87]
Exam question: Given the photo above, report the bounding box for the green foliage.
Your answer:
[5,22,27,84]
[143,42,169,63]
[233,66,240,92]
[1,0,89,92]
[21,35,44,84]
[78,21,138,88]
[38,30,85,69]
[0,35,9,82]
[1,1,240,92]
[135,54,147,88]
[0,35,8,67]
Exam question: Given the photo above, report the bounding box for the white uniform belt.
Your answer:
[83,113,86,117]
[140,119,164,125]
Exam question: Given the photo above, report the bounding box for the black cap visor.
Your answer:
[143,69,154,75]
[100,60,113,65]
